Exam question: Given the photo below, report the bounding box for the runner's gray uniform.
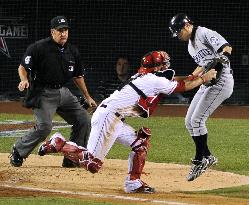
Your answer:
[185,26,234,136]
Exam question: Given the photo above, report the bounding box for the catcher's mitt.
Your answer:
[204,57,228,86]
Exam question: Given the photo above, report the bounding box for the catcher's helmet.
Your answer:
[169,13,193,37]
[139,51,170,74]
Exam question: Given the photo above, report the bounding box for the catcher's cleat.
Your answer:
[132,184,155,194]
[124,178,155,194]
[187,158,208,182]
[62,157,79,168]
[9,145,23,167]
[205,155,218,168]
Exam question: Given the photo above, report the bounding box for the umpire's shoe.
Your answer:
[187,158,208,182]
[9,145,23,167]
[62,157,79,168]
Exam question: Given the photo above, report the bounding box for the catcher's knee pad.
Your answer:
[79,154,103,174]
[50,133,66,152]
[131,127,151,152]
[84,158,103,174]
[128,127,151,180]
[38,132,66,156]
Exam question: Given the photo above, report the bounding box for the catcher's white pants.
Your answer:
[87,106,136,161]
[87,106,146,192]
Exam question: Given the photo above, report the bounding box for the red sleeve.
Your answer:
[173,81,186,93]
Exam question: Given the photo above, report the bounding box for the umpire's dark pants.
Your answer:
[15,87,90,158]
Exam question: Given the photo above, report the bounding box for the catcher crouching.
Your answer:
[38,51,217,193]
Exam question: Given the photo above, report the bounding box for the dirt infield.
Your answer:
[1,101,249,204]
[1,154,249,205]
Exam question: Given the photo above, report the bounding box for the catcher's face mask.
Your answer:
[139,51,170,74]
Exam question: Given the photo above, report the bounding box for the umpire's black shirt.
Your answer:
[21,37,83,85]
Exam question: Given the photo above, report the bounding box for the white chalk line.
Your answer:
[1,184,196,205]
[0,120,70,137]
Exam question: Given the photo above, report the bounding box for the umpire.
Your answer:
[10,16,97,167]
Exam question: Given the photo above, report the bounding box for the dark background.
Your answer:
[0,0,248,104]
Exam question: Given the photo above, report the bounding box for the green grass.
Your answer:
[187,185,249,200]
[2,114,249,174]
[108,117,249,175]
[0,197,138,205]
[2,114,249,201]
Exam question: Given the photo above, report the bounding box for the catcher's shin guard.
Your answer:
[59,141,103,173]
[38,132,66,156]
[128,127,151,180]
[61,141,87,165]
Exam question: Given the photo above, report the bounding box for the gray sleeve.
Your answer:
[203,28,229,53]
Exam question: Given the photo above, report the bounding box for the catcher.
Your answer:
[37,51,217,193]
[169,13,234,181]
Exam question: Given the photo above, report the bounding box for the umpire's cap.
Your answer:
[50,16,69,30]
[169,13,193,37]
